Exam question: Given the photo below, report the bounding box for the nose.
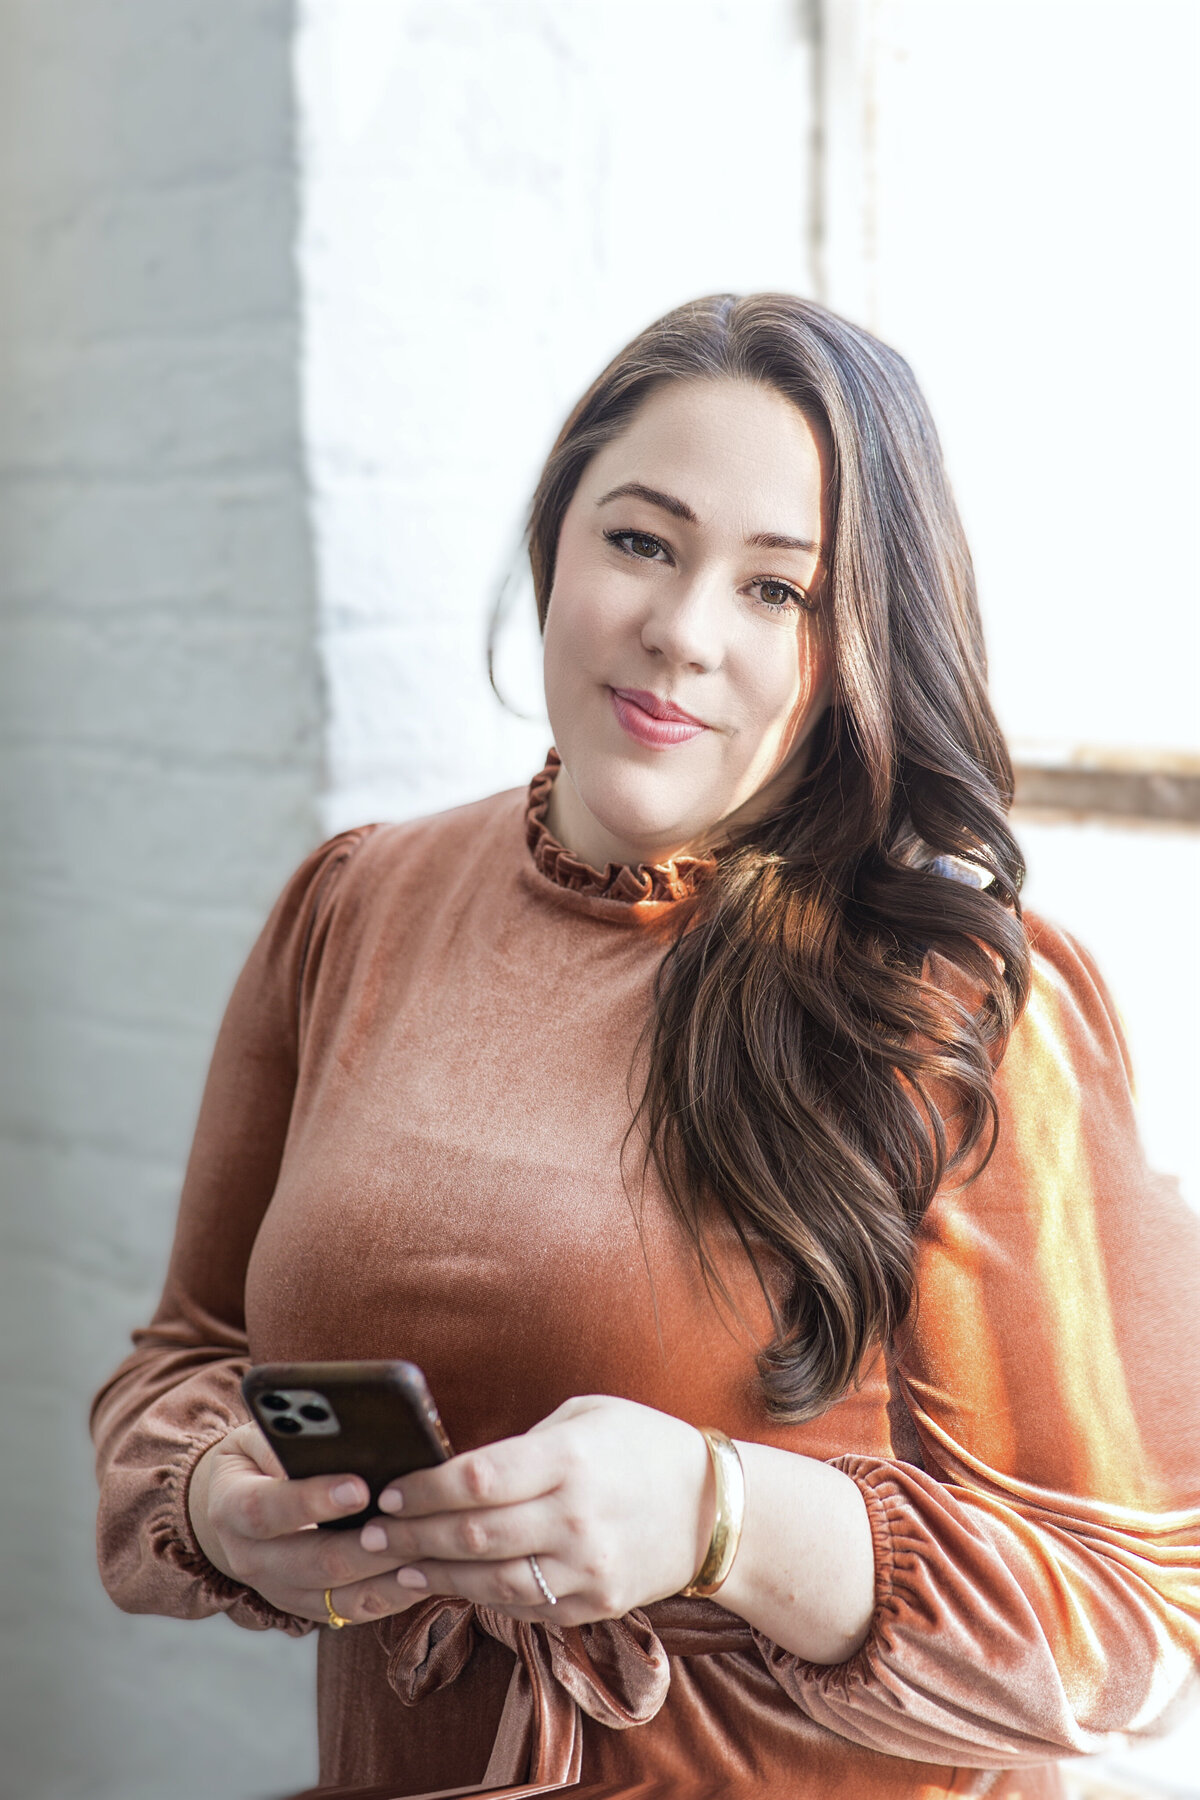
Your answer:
[638,567,725,673]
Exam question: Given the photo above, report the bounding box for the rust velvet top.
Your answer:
[89,750,1200,1799]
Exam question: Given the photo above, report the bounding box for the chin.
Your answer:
[575,755,716,861]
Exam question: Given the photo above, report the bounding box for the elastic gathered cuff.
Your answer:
[749,1453,900,1696]
[158,1420,318,1637]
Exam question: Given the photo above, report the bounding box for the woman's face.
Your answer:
[541,376,833,870]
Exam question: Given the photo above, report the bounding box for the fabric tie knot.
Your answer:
[376,1594,672,1789]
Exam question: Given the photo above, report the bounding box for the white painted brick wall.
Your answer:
[295,0,819,832]
[0,3,323,1795]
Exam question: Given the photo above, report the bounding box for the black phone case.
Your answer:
[241,1360,454,1530]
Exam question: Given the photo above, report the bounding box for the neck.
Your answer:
[544,761,704,870]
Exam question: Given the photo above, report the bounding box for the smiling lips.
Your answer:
[609,686,710,748]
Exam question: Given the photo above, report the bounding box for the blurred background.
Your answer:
[1,2,1196,1796]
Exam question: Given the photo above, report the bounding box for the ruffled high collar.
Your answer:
[524,748,717,906]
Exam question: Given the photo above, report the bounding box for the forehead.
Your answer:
[579,378,825,528]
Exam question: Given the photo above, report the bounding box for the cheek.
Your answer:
[542,571,627,691]
[759,624,831,748]
[540,585,586,701]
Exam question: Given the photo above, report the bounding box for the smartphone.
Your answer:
[241,1360,454,1531]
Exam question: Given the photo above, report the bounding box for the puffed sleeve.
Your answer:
[754,914,1200,1762]
[88,823,380,1634]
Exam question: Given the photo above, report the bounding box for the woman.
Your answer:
[90,293,1200,1798]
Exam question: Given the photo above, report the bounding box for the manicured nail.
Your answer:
[360,1524,388,1552]
[378,1489,403,1513]
[332,1481,364,1507]
[395,1566,428,1589]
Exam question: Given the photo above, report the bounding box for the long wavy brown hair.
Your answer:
[495,292,1031,1423]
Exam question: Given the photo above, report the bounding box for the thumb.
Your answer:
[221,1418,288,1481]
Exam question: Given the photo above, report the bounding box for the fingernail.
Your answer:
[395,1566,428,1589]
[378,1489,403,1513]
[332,1481,364,1507]
[361,1524,388,1552]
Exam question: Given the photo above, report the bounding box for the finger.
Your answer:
[390,1555,571,1613]
[214,1442,374,1542]
[235,1421,289,1480]
[302,1572,435,1629]
[378,1433,566,1519]
[357,1496,563,1566]
[275,1520,429,1606]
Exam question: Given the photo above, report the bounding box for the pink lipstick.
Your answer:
[609,687,710,748]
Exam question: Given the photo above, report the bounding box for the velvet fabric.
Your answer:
[90,749,1200,1797]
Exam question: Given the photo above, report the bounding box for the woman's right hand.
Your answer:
[186,1422,420,1625]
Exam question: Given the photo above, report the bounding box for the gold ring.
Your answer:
[324,1586,353,1628]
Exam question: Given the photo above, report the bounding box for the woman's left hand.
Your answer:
[356,1395,714,1624]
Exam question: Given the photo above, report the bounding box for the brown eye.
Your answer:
[759,583,798,612]
[604,528,668,562]
[755,579,813,615]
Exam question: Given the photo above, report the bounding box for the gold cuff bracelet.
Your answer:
[681,1427,746,1599]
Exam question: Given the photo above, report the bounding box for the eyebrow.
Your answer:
[594,481,818,554]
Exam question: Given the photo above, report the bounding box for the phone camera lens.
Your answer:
[270,1415,302,1434]
[299,1404,331,1422]
[260,1393,290,1411]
